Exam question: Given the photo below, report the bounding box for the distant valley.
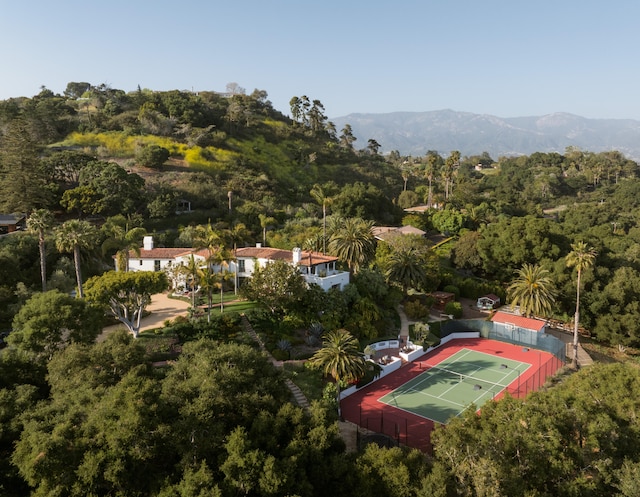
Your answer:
[331,110,640,160]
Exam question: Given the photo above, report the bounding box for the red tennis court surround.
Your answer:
[340,337,563,453]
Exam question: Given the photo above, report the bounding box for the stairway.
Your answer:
[240,314,311,410]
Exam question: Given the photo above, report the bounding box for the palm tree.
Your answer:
[180,254,201,315]
[310,183,334,255]
[507,263,557,318]
[197,264,217,323]
[566,241,597,368]
[424,153,439,208]
[384,247,427,293]
[309,329,367,417]
[101,224,146,272]
[328,217,376,274]
[258,214,277,247]
[54,220,98,298]
[27,209,54,292]
[225,222,250,294]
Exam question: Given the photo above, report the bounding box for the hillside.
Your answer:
[331,109,640,159]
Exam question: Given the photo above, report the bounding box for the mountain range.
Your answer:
[331,110,640,160]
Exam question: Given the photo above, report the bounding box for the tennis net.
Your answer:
[418,362,511,393]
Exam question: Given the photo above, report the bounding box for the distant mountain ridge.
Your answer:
[331,110,640,160]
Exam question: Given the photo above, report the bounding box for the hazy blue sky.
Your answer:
[1,0,639,120]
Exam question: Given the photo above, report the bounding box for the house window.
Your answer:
[154,260,161,271]
[238,259,245,272]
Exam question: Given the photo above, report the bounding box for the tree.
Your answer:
[309,329,367,417]
[310,183,335,255]
[70,161,146,216]
[507,263,557,318]
[180,254,201,315]
[8,290,102,360]
[383,247,428,293]
[566,241,596,368]
[135,144,169,169]
[443,150,460,200]
[339,124,357,149]
[258,213,277,247]
[225,222,250,294]
[54,219,99,298]
[85,271,168,338]
[328,217,376,274]
[239,259,307,315]
[424,152,442,208]
[27,209,54,292]
[0,118,53,212]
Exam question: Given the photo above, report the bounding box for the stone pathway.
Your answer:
[240,314,310,410]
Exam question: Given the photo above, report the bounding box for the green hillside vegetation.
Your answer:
[3,83,640,495]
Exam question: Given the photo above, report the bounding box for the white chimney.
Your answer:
[143,236,154,251]
[256,242,262,248]
[292,247,301,264]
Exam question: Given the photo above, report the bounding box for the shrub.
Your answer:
[136,144,169,168]
[404,299,430,320]
[444,301,463,319]
[443,285,460,299]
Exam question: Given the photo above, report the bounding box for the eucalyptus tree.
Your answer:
[566,241,597,368]
[328,217,376,274]
[27,209,54,292]
[309,329,367,417]
[507,263,557,318]
[54,219,99,298]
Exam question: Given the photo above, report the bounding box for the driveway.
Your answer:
[97,292,190,342]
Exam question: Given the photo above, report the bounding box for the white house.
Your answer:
[125,237,349,292]
[234,245,350,291]
[477,293,501,311]
[124,236,207,273]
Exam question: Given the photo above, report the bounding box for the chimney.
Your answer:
[292,247,301,264]
[256,242,262,248]
[143,236,154,251]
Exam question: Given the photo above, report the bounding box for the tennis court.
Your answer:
[378,348,530,424]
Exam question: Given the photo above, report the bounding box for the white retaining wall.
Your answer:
[339,332,481,400]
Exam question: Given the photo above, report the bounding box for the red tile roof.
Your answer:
[491,311,546,332]
[235,247,338,265]
[127,248,207,259]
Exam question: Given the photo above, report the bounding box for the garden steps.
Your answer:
[241,314,311,411]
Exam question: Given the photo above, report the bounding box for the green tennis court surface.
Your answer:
[379,348,531,424]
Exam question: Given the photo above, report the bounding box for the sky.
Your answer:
[1,0,640,120]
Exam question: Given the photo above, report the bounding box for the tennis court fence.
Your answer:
[441,319,566,362]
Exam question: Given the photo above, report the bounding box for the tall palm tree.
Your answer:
[180,254,201,315]
[310,183,334,255]
[328,217,376,274]
[309,329,367,417]
[507,263,557,318]
[225,222,250,294]
[27,209,54,292]
[54,220,98,298]
[566,241,597,368]
[424,153,439,208]
[258,214,277,247]
[197,264,217,323]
